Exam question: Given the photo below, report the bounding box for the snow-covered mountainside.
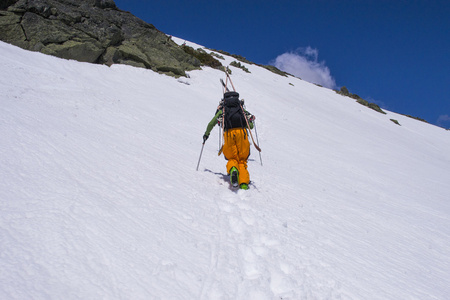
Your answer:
[1,39,449,299]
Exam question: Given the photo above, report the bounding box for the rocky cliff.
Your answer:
[0,0,201,76]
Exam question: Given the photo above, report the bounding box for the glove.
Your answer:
[249,115,255,122]
[203,134,209,143]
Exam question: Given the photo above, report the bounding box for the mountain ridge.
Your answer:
[0,0,201,76]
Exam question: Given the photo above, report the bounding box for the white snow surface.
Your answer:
[1,40,450,300]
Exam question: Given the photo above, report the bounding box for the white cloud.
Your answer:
[272,47,337,89]
[437,114,450,126]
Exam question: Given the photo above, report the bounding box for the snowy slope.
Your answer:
[1,40,450,300]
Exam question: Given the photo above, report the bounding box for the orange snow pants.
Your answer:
[223,128,250,184]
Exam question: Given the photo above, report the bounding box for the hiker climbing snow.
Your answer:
[203,91,256,190]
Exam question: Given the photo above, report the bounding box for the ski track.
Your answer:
[197,183,292,299]
[194,169,340,300]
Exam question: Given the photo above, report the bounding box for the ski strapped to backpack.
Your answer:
[220,70,262,153]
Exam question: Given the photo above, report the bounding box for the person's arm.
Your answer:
[244,110,255,129]
[204,109,222,139]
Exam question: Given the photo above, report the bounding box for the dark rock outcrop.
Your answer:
[0,0,201,76]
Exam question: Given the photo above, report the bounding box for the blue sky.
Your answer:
[114,0,450,128]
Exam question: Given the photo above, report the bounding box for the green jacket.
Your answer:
[204,109,254,137]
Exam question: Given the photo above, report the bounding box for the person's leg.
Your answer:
[223,130,239,186]
[235,129,250,185]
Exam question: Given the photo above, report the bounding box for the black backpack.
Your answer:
[222,91,247,130]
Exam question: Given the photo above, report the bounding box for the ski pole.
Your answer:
[196,142,205,171]
[254,121,263,166]
[240,103,261,152]
[219,102,225,154]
